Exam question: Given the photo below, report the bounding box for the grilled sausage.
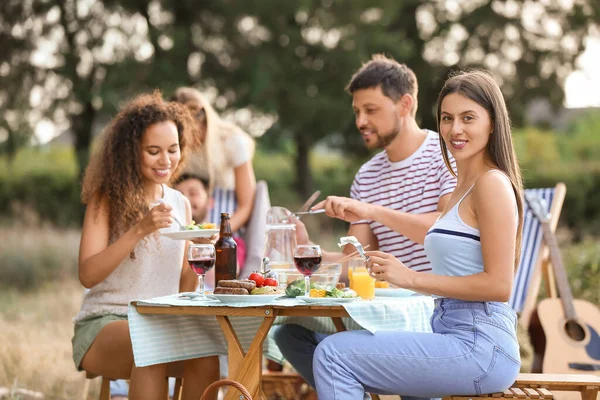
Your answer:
[217,279,256,291]
[214,287,249,295]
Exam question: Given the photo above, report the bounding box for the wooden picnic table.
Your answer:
[132,301,349,400]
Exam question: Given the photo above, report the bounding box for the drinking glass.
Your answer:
[293,245,322,297]
[188,244,216,300]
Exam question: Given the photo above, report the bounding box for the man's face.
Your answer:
[176,178,211,222]
[352,86,402,150]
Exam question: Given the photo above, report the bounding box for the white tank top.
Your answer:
[75,185,186,321]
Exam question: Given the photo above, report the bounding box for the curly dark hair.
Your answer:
[82,91,198,242]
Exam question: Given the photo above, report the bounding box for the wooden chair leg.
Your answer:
[173,377,183,400]
[580,387,598,400]
[99,377,111,400]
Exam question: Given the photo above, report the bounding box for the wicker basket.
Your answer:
[200,379,253,400]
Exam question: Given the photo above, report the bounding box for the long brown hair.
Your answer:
[171,87,255,191]
[82,91,198,243]
[436,70,524,269]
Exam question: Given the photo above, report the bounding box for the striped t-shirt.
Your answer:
[350,130,457,272]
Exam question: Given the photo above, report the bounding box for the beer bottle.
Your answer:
[214,212,237,284]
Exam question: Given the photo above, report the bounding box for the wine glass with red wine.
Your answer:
[293,245,322,297]
[188,244,216,300]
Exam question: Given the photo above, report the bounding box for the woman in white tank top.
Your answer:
[72,92,219,399]
[313,71,525,400]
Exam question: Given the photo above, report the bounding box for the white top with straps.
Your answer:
[424,170,517,295]
[75,184,186,321]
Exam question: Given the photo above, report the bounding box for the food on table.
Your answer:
[309,287,358,298]
[218,279,256,291]
[184,221,217,230]
[214,286,250,295]
[214,278,283,295]
[250,286,285,295]
[248,272,265,287]
[263,277,278,287]
[285,278,319,298]
[214,279,255,295]
[336,282,346,289]
[375,281,389,288]
[248,270,279,288]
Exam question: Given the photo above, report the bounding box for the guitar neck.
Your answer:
[540,222,578,320]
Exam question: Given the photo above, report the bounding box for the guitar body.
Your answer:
[537,297,600,400]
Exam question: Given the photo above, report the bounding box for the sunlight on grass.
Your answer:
[0,279,91,399]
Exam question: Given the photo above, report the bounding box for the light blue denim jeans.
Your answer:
[313,298,521,400]
[273,325,428,400]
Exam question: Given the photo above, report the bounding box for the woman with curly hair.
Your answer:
[72,91,219,399]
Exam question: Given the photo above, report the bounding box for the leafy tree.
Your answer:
[164,0,600,196]
[2,0,598,197]
[0,2,39,165]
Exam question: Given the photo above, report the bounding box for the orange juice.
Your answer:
[348,265,367,281]
[350,271,375,300]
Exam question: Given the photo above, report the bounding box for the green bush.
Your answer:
[1,132,600,237]
[565,238,600,305]
[1,170,83,227]
[524,164,600,239]
[0,226,80,291]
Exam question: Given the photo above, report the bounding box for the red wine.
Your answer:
[189,258,215,275]
[293,256,322,276]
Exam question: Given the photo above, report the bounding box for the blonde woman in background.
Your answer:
[172,87,256,269]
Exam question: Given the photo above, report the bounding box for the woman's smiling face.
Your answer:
[139,120,181,185]
[439,92,493,162]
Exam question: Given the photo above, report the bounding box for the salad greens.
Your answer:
[184,221,217,230]
[284,278,358,298]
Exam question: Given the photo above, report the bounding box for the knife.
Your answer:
[297,190,321,213]
[294,209,326,216]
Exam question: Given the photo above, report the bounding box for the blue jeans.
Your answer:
[313,299,520,400]
[273,324,428,400]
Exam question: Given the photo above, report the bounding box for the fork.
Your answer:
[337,236,371,263]
[153,199,185,230]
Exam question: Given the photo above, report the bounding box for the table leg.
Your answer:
[332,317,347,332]
[217,315,275,400]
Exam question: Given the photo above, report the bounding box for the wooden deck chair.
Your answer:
[511,183,566,330]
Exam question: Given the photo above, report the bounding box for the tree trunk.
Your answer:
[294,132,313,199]
[72,101,96,181]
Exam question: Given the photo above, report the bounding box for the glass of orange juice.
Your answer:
[348,258,375,300]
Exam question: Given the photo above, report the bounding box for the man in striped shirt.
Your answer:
[273,55,457,397]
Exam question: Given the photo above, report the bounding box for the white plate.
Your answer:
[213,294,283,304]
[297,296,360,304]
[161,229,219,240]
[374,288,417,298]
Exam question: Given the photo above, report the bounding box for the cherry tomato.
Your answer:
[264,277,278,287]
[249,272,265,287]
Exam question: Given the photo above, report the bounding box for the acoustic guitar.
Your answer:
[525,191,600,390]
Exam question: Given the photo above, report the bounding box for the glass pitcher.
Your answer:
[264,207,297,277]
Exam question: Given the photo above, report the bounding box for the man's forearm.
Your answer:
[322,249,344,263]
[370,205,440,245]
